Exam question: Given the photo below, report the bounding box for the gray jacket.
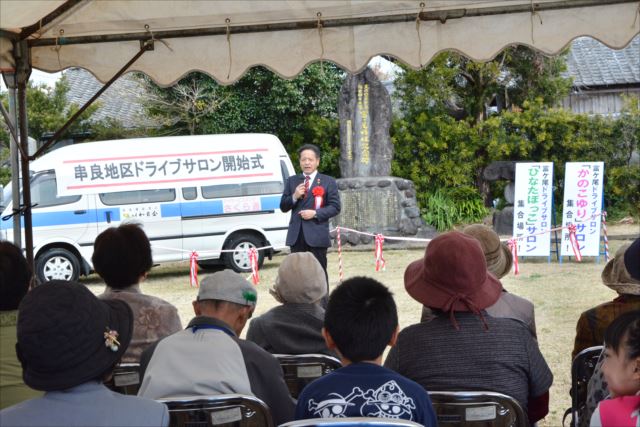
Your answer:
[0,381,168,427]
[139,316,294,426]
[246,303,336,356]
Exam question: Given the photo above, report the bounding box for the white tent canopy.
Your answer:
[2,0,639,86]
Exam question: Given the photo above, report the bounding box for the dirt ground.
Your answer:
[84,223,639,426]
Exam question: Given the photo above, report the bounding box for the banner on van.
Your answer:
[55,148,281,196]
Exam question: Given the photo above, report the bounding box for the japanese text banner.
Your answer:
[55,148,280,196]
[513,162,554,257]
[560,162,604,257]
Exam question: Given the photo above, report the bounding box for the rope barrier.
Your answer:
[154,211,607,285]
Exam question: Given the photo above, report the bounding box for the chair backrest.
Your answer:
[104,362,141,395]
[569,345,604,427]
[428,391,528,427]
[274,354,342,398]
[157,394,274,427]
[280,417,424,426]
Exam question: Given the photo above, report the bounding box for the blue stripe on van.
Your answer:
[0,195,281,228]
[160,203,182,217]
[96,208,121,222]
[1,210,93,229]
[261,195,281,210]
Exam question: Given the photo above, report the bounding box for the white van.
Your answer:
[0,134,295,282]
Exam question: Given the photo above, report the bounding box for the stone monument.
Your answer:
[332,68,434,245]
[338,67,393,177]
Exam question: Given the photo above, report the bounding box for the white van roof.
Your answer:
[30,133,288,172]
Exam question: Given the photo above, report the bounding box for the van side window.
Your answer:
[99,189,176,205]
[31,171,81,208]
[200,181,283,199]
[182,187,197,200]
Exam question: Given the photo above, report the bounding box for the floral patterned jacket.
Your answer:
[99,285,182,363]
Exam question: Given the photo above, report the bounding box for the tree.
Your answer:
[392,46,573,206]
[0,77,101,185]
[140,64,344,175]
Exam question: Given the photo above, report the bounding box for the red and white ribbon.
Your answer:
[374,234,386,272]
[568,224,582,262]
[336,227,344,283]
[507,239,519,276]
[602,211,609,261]
[189,251,199,287]
[248,247,260,284]
[314,196,323,210]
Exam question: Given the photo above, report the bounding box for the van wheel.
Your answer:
[223,234,265,273]
[36,248,80,283]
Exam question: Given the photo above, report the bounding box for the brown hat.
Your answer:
[601,243,640,296]
[405,231,502,328]
[463,224,512,279]
[624,238,640,281]
[269,253,327,304]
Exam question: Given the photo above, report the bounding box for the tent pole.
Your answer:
[0,74,23,248]
[17,83,33,270]
[15,43,34,272]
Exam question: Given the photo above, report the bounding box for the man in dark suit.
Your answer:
[280,144,341,282]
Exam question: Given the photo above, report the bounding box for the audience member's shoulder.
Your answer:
[239,336,280,362]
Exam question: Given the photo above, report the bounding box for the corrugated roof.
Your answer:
[566,35,640,88]
[64,68,158,129]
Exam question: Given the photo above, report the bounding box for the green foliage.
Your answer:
[0,77,103,186]
[422,189,487,231]
[0,77,99,146]
[141,64,344,173]
[392,45,639,225]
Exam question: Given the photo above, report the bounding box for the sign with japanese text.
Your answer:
[560,162,604,257]
[513,162,554,256]
[55,147,280,196]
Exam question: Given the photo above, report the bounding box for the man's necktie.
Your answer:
[304,175,310,197]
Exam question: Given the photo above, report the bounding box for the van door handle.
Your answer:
[105,211,112,223]
[74,210,86,215]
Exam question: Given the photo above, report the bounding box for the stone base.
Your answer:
[331,176,436,246]
[493,206,514,235]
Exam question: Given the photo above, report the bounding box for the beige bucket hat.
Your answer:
[601,243,640,296]
[463,224,512,279]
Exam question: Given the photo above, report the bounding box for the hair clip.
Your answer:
[104,328,120,352]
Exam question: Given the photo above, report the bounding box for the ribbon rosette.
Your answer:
[249,247,260,285]
[312,186,325,210]
[374,234,386,272]
[189,251,199,287]
[567,224,582,262]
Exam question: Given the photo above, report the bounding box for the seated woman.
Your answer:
[573,242,640,359]
[246,252,335,356]
[0,280,168,426]
[93,223,182,363]
[0,241,41,409]
[384,231,553,424]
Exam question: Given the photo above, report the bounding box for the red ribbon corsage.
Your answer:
[312,186,325,209]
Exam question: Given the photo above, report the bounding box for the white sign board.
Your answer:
[513,162,554,256]
[55,147,280,196]
[560,162,604,257]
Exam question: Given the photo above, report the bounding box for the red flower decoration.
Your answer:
[312,186,325,197]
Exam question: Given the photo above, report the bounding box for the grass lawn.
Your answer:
[83,224,639,426]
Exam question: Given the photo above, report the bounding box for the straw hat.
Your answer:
[601,243,640,296]
[463,224,512,279]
